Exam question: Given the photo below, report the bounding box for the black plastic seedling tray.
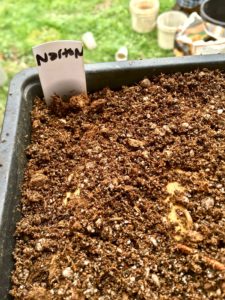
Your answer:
[1,55,225,299]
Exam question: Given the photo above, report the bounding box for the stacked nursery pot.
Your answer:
[130,0,160,33]
[157,11,188,50]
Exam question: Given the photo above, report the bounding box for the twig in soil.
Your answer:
[176,243,225,271]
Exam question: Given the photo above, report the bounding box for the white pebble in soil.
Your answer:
[201,197,214,210]
[35,238,46,252]
[190,149,195,157]
[181,122,189,128]
[151,273,160,287]
[150,236,158,247]
[62,267,73,279]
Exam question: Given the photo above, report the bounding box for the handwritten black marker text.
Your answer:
[36,47,83,66]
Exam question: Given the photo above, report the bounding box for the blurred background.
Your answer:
[0,0,177,127]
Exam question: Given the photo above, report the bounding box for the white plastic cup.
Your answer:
[157,11,188,50]
[130,0,160,33]
[115,46,128,61]
[82,32,97,50]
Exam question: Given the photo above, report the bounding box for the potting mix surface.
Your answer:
[11,69,225,299]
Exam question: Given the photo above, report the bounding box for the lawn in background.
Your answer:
[0,0,175,126]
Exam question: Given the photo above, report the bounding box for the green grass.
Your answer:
[0,0,175,127]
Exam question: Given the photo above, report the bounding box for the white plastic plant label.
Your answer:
[33,40,87,105]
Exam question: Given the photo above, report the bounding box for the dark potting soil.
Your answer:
[11,69,225,300]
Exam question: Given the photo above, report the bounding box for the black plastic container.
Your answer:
[201,0,225,27]
[200,0,225,39]
[1,55,225,299]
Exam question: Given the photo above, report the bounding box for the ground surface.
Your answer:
[11,70,225,299]
[0,0,175,127]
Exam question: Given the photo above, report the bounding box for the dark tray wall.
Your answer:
[0,55,225,299]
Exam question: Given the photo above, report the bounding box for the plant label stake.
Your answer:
[33,40,87,105]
